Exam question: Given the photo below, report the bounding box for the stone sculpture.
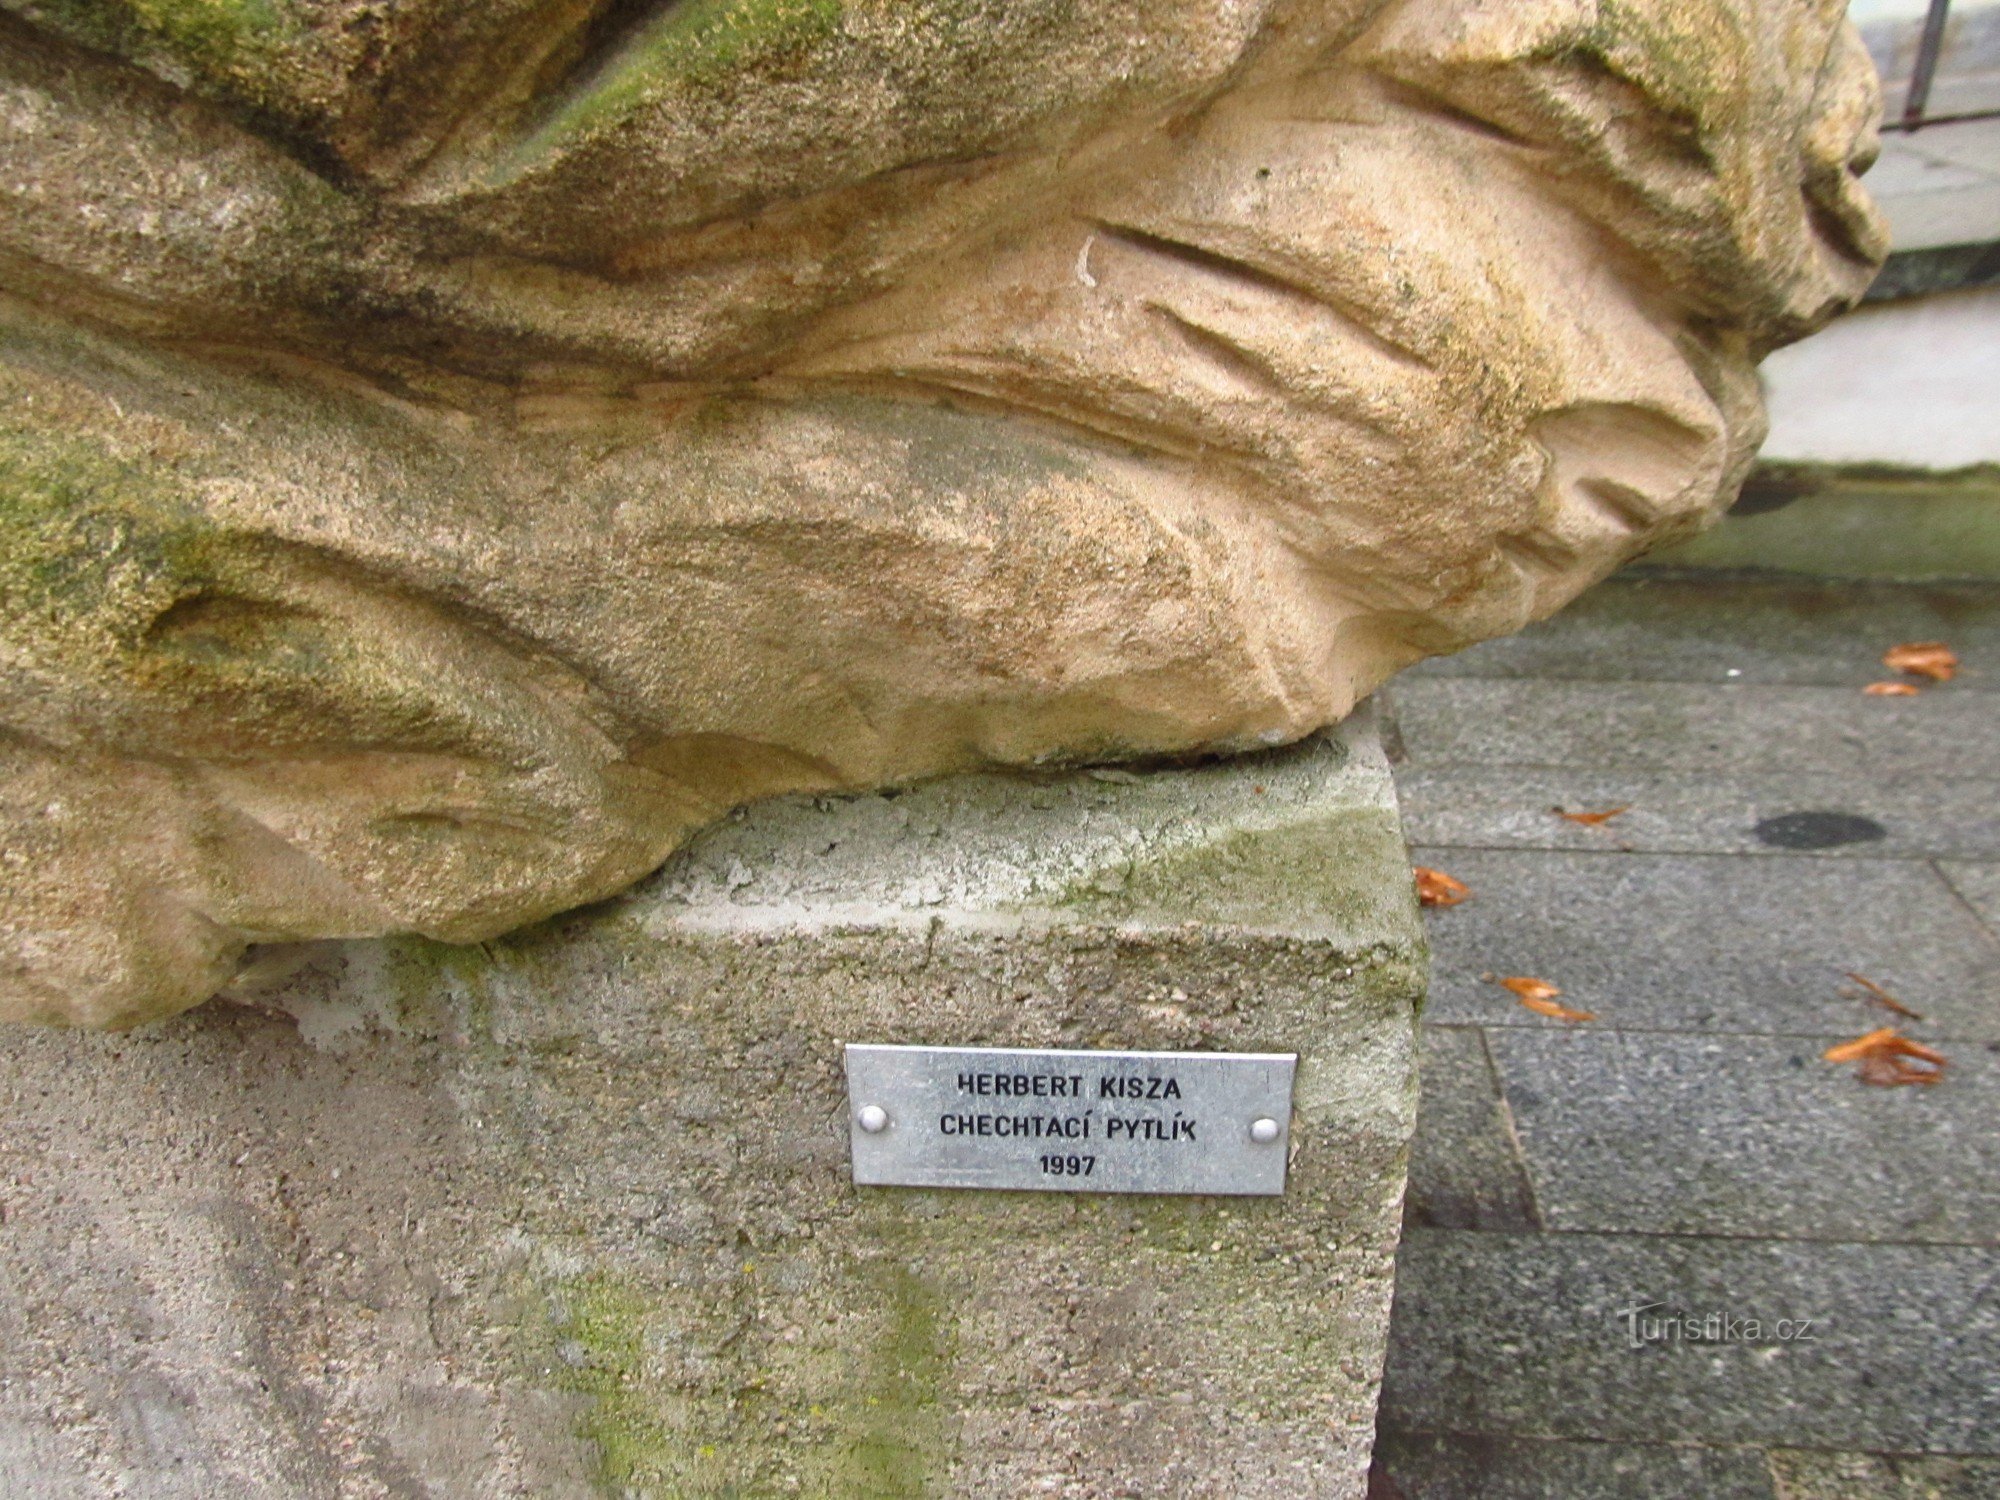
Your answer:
[0,0,1886,1026]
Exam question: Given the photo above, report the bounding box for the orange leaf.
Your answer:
[1823,1027,1945,1086]
[1414,866,1470,907]
[1823,1027,1897,1063]
[1883,641,1957,682]
[1493,975,1595,1022]
[1519,994,1597,1022]
[1553,805,1629,826]
[1863,681,1919,697]
[1843,971,1924,1021]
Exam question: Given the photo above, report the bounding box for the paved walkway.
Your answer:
[1368,574,2000,1499]
[1864,117,2000,256]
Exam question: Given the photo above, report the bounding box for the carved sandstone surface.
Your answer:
[0,0,1885,1026]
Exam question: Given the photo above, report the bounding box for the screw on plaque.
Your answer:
[1250,1117,1281,1143]
[856,1104,890,1133]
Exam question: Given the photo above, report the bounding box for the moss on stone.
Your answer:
[377,935,496,1042]
[512,0,846,169]
[1588,0,1746,126]
[827,1260,952,1497]
[1737,458,2000,503]
[526,1252,952,1498]
[1045,810,1423,949]
[544,1272,683,1493]
[1642,461,2000,581]
[0,407,222,661]
[21,0,294,102]
[0,374,548,757]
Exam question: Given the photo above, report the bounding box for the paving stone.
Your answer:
[1371,1431,1778,1500]
[1402,578,2000,690]
[1404,1026,1539,1233]
[1379,577,2000,1480]
[1415,849,2000,1040]
[1881,184,2000,256]
[1765,1449,2000,1499]
[1397,765,2000,861]
[1864,137,1996,201]
[1941,861,2000,936]
[1384,679,2000,779]
[1895,118,2000,187]
[1378,1229,2000,1453]
[1484,1029,2000,1245]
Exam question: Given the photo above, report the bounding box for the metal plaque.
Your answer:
[843,1044,1297,1195]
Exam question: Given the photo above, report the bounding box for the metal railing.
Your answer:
[1888,0,2000,130]
[1899,0,1955,127]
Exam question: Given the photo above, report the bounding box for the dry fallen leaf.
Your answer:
[1883,641,1958,682]
[1823,1027,1945,1086]
[1843,971,1924,1022]
[1518,994,1596,1022]
[1863,681,1920,697]
[1414,866,1470,908]
[1553,805,1630,826]
[1492,974,1595,1022]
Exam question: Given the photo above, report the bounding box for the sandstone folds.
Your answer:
[0,0,1886,1024]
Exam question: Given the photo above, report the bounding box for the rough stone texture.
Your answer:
[1397,576,2000,689]
[1941,860,2000,935]
[0,712,1426,1497]
[1372,1438,2000,1500]
[1413,847,2000,1040]
[1389,575,2000,856]
[1766,1451,2000,1500]
[0,0,1888,1026]
[1373,1432,1782,1500]
[1397,764,2000,862]
[1387,678,2000,780]
[1399,1023,1536,1234]
[1485,1029,2000,1244]
[1381,1230,2000,1454]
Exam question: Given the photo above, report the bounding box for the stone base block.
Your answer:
[0,708,1424,1498]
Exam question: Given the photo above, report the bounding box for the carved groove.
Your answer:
[1145,303,1290,400]
[1495,530,1577,576]
[1371,78,1540,151]
[1093,223,1434,371]
[1574,476,1659,530]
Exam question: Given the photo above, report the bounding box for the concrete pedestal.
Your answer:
[0,707,1424,1498]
